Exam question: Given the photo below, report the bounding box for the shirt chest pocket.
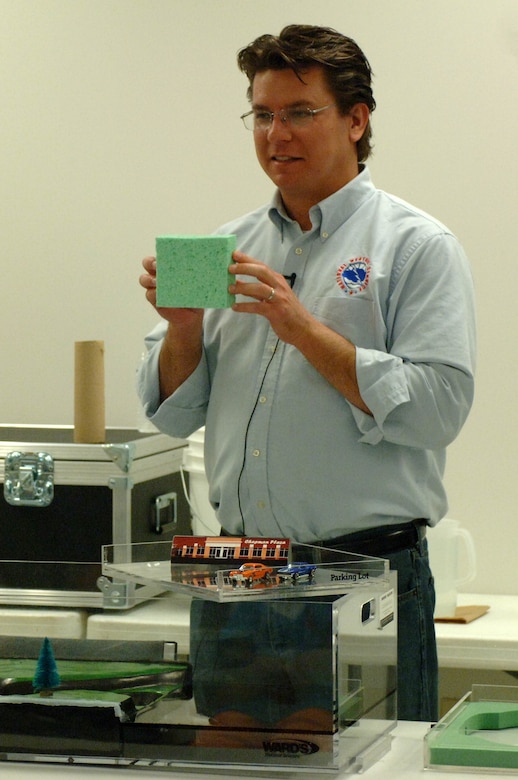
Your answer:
[312,296,387,351]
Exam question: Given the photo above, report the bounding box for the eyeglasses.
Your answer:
[240,104,333,131]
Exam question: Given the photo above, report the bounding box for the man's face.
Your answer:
[250,66,361,211]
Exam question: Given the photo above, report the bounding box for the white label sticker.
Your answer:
[379,588,395,628]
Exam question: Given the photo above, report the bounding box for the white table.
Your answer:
[86,590,191,652]
[0,606,86,638]
[436,593,518,671]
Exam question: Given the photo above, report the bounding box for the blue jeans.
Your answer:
[385,536,438,721]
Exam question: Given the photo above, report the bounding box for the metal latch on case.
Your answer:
[3,451,54,507]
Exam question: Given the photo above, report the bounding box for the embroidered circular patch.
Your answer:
[336,257,371,295]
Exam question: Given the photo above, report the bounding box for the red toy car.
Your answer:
[229,562,274,587]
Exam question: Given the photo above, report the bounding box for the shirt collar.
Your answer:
[268,166,375,240]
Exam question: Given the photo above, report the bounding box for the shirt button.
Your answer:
[322,231,329,239]
[259,395,267,404]
[295,247,303,255]
[252,449,261,457]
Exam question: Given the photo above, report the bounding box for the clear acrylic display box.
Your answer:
[0,543,397,774]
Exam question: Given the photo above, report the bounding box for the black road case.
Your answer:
[0,425,190,609]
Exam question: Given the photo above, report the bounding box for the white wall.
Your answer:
[1,0,517,593]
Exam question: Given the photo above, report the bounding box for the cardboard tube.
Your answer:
[74,340,105,443]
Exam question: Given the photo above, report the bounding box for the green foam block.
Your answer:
[156,234,236,309]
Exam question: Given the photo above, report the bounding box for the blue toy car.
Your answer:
[277,561,317,581]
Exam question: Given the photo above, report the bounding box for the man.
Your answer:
[138,25,476,722]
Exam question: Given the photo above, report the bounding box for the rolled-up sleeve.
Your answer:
[351,232,476,448]
[352,357,474,448]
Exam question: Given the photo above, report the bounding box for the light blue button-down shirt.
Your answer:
[138,167,476,542]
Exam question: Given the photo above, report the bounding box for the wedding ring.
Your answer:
[265,287,275,302]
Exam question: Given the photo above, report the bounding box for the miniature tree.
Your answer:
[32,637,61,696]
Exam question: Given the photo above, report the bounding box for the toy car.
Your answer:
[277,562,317,582]
[229,562,274,587]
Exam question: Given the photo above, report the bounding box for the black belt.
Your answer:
[221,520,427,557]
[318,520,427,557]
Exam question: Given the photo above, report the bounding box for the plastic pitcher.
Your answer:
[427,518,476,618]
[182,428,221,536]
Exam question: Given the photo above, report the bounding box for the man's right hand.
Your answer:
[140,255,204,327]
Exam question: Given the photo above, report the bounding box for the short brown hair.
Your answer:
[237,24,376,161]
